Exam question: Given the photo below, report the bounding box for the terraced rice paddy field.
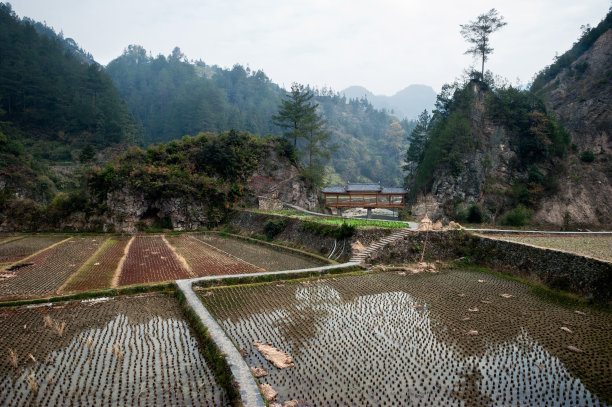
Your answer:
[0,294,226,406]
[484,233,612,262]
[200,270,612,406]
[0,234,325,300]
[196,234,328,271]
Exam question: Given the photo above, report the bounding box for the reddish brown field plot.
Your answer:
[0,236,66,264]
[118,236,191,285]
[167,235,262,276]
[0,237,103,299]
[0,294,226,406]
[60,237,130,293]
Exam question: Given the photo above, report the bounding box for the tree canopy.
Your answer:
[460,8,507,80]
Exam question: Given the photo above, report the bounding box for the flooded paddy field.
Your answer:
[0,294,226,406]
[197,234,327,271]
[484,233,612,262]
[201,270,611,406]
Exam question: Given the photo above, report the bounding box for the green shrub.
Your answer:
[263,219,287,240]
[301,220,355,240]
[528,164,545,184]
[454,205,468,222]
[580,150,595,162]
[500,204,532,227]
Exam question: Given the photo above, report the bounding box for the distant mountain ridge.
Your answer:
[341,84,437,120]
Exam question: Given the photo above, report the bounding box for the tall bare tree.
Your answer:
[460,9,507,80]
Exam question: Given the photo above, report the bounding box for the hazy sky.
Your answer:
[10,0,611,94]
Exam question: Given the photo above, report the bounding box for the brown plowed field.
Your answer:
[0,294,226,406]
[167,235,262,276]
[0,236,65,264]
[118,236,191,285]
[0,237,103,299]
[61,237,130,293]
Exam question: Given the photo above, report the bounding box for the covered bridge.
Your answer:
[322,183,407,217]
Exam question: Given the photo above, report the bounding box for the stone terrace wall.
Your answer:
[228,211,392,259]
[369,230,611,304]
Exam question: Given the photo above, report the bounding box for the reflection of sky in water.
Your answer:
[224,285,607,406]
[0,315,222,407]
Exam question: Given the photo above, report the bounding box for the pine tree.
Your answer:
[460,9,507,80]
[404,110,430,166]
[272,83,315,147]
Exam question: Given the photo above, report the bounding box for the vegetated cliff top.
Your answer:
[406,9,612,229]
[406,80,572,226]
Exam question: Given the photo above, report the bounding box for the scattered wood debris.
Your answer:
[560,327,574,334]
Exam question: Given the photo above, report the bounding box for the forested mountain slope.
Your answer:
[107,46,414,186]
[0,3,141,201]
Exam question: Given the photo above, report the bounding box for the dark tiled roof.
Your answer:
[322,185,346,193]
[381,187,407,194]
[346,183,382,192]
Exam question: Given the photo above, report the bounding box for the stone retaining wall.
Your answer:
[369,230,611,303]
[228,211,392,260]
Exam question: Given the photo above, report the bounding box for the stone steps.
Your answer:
[350,228,412,263]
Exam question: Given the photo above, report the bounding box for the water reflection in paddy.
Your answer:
[201,271,611,406]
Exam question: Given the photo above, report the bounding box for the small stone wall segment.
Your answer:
[368,230,611,303]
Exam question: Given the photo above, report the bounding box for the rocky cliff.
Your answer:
[533,28,612,227]
[103,144,317,233]
[411,24,612,229]
[411,82,520,222]
[246,148,318,211]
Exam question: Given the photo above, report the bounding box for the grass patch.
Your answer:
[300,217,408,229]
[174,287,241,406]
[251,209,409,229]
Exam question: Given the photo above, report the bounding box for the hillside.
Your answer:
[341,84,437,120]
[406,10,612,228]
[406,81,570,226]
[530,11,612,226]
[0,4,141,202]
[107,46,414,186]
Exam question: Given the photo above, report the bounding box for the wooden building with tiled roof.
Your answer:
[321,183,407,216]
